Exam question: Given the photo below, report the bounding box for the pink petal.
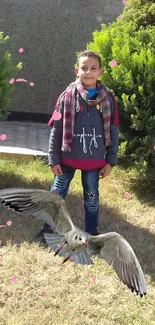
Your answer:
[66,308,70,312]
[16,78,27,83]
[19,48,24,53]
[124,192,132,199]
[119,15,124,19]
[43,292,48,297]
[57,243,61,248]
[109,60,117,68]
[92,275,97,284]
[52,111,62,121]
[153,144,155,150]
[10,276,17,282]
[0,258,3,263]
[0,134,7,141]
[51,189,59,195]
[122,0,126,4]
[0,225,6,229]
[6,221,12,227]
[29,82,35,87]
[9,78,15,84]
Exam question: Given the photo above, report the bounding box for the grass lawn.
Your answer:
[0,157,155,325]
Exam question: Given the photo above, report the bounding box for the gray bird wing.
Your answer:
[69,247,93,265]
[44,232,65,251]
[87,232,147,297]
[0,188,74,234]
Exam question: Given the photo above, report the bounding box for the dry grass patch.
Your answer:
[0,158,155,325]
[0,243,155,325]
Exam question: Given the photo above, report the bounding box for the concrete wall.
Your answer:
[0,0,124,116]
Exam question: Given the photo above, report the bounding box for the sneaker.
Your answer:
[35,228,53,246]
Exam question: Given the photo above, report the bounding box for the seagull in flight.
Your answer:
[0,187,146,297]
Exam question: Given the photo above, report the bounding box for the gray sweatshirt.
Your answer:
[48,90,119,169]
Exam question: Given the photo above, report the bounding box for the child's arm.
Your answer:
[48,97,64,175]
[99,94,119,178]
[50,164,63,176]
[99,164,112,178]
[105,94,119,166]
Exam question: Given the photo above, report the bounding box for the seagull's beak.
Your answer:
[82,242,87,247]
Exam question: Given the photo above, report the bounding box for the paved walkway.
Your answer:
[0,121,50,156]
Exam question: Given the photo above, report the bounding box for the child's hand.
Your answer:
[50,164,63,176]
[99,164,112,179]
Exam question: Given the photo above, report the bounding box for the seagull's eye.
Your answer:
[79,237,82,241]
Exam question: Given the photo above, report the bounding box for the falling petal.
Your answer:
[119,15,124,19]
[66,308,70,312]
[124,192,132,199]
[122,0,126,4]
[16,78,27,83]
[153,144,155,150]
[51,189,59,195]
[19,47,24,53]
[0,134,7,141]
[9,78,15,84]
[52,111,62,121]
[10,276,17,282]
[43,292,48,297]
[0,225,6,229]
[6,221,12,226]
[57,243,61,248]
[29,82,35,87]
[109,60,117,68]
[92,275,97,284]
[0,258,3,263]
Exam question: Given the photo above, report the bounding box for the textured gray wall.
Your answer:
[0,0,124,116]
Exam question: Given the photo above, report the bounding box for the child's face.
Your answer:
[75,56,103,89]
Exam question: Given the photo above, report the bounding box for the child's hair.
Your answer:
[76,50,102,68]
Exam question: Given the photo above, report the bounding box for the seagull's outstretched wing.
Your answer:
[87,232,146,297]
[0,188,73,234]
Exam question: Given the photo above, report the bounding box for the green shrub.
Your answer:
[123,0,155,28]
[85,1,155,179]
[0,32,22,120]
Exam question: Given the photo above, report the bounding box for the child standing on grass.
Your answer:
[37,50,119,240]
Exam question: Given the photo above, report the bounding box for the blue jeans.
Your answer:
[44,164,99,233]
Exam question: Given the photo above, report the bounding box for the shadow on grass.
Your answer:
[118,159,155,207]
[128,177,155,207]
[0,169,52,191]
